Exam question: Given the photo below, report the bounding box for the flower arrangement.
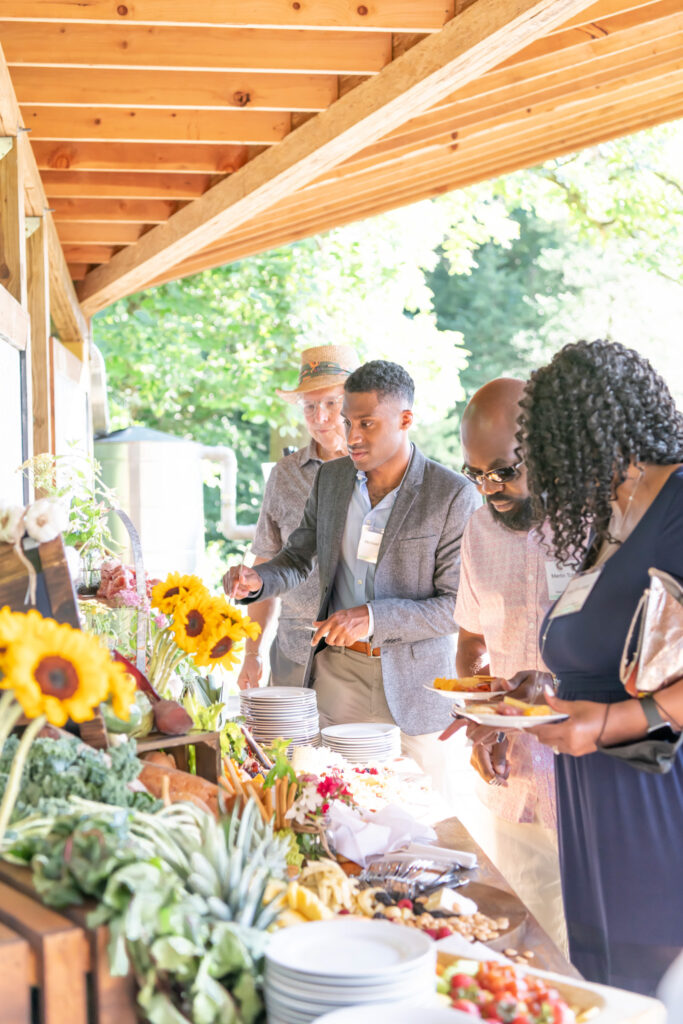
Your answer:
[286,772,355,828]
[0,606,135,844]
[148,572,260,692]
[0,497,69,546]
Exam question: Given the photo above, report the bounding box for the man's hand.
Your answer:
[311,606,371,647]
[470,738,510,786]
[237,652,263,690]
[223,564,263,600]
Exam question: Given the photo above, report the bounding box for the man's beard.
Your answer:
[487,496,535,532]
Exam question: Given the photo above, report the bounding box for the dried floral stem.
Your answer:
[0,712,47,848]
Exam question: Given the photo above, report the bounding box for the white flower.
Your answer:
[24,497,69,543]
[0,505,25,543]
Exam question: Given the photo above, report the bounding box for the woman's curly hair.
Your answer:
[517,340,683,568]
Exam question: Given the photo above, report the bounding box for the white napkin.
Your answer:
[326,802,437,867]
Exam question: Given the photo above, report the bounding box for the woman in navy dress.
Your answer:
[517,340,683,996]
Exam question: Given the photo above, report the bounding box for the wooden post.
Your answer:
[28,216,53,459]
[0,134,30,499]
[0,135,26,304]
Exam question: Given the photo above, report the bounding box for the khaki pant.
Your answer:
[310,645,455,803]
[268,635,308,688]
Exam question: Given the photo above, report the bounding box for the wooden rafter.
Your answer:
[75,0,600,315]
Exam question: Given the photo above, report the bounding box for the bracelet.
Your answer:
[596,703,611,747]
[652,693,683,733]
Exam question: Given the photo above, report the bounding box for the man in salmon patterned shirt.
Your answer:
[441,377,570,953]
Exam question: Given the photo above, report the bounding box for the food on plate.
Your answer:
[423,886,478,916]
[434,675,496,692]
[437,958,580,1022]
[502,696,555,716]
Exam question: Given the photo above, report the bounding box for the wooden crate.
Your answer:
[0,862,138,1024]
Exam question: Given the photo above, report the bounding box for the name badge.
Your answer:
[549,568,602,619]
[545,560,575,602]
[357,523,383,564]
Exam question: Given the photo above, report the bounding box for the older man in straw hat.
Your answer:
[238,344,358,690]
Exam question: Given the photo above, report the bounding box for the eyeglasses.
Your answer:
[298,396,344,418]
[461,459,524,485]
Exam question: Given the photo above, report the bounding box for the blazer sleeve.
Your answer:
[241,464,321,603]
[368,481,480,645]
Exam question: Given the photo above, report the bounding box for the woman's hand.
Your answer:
[529,690,608,757]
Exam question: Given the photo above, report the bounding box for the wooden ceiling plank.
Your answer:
[1,22,392,75]
[66,263,89,280]
[0,0,455,33]
[0,41,87,347]
[76,0,602,314]
[42,171,212,199]
[370,49,683,152]
[23,107,291,146]
[548,0,665,32]
[61,244,116,263]
[166,92,683,280]
[32,140,250,174]
[498,0,681,70]
[12,67,339,112]
[57,222,145,244]
[51,197,178,222]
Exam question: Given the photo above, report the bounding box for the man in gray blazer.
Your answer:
[225,361,479,767]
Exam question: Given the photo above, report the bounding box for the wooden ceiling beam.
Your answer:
[43,170,213,199]
[23,107,291,146]
[51,197,178,223]
[0,1,455,33]
[76,0,600,314]
[0,42,87,348]
[11,67,338,112]
[1,22,392,76]
[33,140,251,175]
[546,0,664,32]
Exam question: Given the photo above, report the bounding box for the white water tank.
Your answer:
[95,427,254,578]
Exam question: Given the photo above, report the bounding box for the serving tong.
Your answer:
[359,857,469,899]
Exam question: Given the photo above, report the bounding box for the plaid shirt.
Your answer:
[252,440,323,665]
[455,505,557,828]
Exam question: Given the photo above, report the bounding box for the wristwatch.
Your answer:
[639,694,670,733]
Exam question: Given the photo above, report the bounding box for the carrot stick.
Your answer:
[218,776,234,796]
[264,786,274,821]
[277,778,287,830]
[286,781,297,812]
[225,758,245,799]
[246,781,268,824]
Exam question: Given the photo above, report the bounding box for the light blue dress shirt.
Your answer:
[330,448,413,636]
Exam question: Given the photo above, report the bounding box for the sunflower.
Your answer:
[3,616,132,727]
[209,596,262,642]
[151,572,207,615]
[171,591,221,655]
[194,619,246,669]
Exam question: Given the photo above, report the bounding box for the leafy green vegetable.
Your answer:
[0,736,159,820]
[262,739,296,788]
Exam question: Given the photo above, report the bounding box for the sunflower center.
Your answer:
[35,655,79,698]
[185,610,205,637]
[164,586,180,599]
[210,637,233,658]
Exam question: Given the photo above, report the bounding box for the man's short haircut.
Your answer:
[344,360,415,408]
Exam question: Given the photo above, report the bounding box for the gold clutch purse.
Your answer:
[620,569,683,698]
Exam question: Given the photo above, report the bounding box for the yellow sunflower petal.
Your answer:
[171,592,221,655]
[151,573,208,614]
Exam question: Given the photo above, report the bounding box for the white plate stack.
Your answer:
[320,722,401,763]
[264,919,436,1024]
[239,686,320,748]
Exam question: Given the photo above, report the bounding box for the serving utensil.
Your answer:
[359,858,469,899]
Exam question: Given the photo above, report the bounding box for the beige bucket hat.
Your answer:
[276,344,358,403]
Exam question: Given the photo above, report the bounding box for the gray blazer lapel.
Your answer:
[319,457,356,589]
[376,446,426,566]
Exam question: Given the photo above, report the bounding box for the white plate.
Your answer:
[265,974,434,1007]
[266,919,433,978]
[451,707,568,729]
[315,1003,456,1024]
[423,683,500,702]
[322,723,399,740]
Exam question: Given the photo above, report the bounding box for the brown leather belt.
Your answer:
[344,640,381,657]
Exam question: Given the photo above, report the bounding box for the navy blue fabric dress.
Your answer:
[540,467,683,996]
